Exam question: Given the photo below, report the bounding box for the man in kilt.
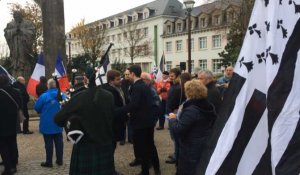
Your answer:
[54,84,115,175]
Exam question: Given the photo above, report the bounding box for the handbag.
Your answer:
[0,88,25,123]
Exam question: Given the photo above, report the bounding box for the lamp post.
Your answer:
[184,0,195,73]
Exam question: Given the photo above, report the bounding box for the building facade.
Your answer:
[66,0,240,73]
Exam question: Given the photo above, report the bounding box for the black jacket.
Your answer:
[166,82,183,113]
[169,99,217,175]
[55,87,114,145]
[121,79,154,129]
[206,82,222,113]
[0,85,22,136]
[102,83,127,141]
[36,82,48,97]
[13,81,29,117]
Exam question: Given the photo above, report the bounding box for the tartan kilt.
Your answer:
[69,140,114,175]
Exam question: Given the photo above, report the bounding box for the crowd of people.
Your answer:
[0,65,234,175]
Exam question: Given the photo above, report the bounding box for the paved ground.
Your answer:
[0,120,176,175]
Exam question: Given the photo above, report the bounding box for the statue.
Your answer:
[4,11,35,78]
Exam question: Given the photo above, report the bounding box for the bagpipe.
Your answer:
[60,43,114,144]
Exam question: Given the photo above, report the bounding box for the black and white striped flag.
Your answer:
[197,0,300,174]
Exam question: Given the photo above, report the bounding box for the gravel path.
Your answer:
[0,120,176,175]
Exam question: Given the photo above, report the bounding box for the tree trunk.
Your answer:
[39,0,67,78]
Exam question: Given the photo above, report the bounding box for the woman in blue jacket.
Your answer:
[169,79,217,175]
[34,79,64,168]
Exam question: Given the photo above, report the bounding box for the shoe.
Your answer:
[156,127,164,130]
[56,160,63,166]
[23,131,34,134]
[154,169,161,175]
[129,159,141,167]
[165,158,176,164]
[1,168,17,175]
[16,130,23,134]
[168,155,174,159]
[113,171,123,175]
[119,141,125,145]
[40,162,53,168]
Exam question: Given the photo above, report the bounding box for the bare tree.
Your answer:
[71,19,107,66]
[120,22,152,64]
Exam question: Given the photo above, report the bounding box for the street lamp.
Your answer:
[184,0,195,73]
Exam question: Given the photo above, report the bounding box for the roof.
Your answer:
[86,0,241,26]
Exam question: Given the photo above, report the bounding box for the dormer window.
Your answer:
[167,25,171,33]
[214,15,221,25]
[200,17,206,27]
[177,23,182,32]
[144,12,149,19]
[133,15,137,21]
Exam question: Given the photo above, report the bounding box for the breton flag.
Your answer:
[54,53,70,92]
[0,65,15,83]
[95,53,110,85]
[155,53,165,82]
[27,53,45,97]
[197,1,300,175]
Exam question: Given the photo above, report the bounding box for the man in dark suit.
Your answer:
[121,68,132,144]
[119,65,160,175]
[0,75,22,175]
[13,76,33,134]
[197,70,222,113]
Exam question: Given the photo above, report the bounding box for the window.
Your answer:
[177,23,182,32]
[166,42,172,52]
[212,59,222,73]
[167,25,171,33]
[144,27,148,37]
[199,37,207,49]
[123,48,127,56]
[118,49,121,57]
[200,18,206,27]
[133,15,137,21]
[176,40,182,51]
[212,35,221,48]
[118,34,122,41]
[166,61,172,71]
[144,12,149,19]
[214,15,221,25]
[123,32,127,39]
[199,59,207,70]
[188,60,195,73]
[186,38,194,51]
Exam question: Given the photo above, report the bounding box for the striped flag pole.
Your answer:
[197,1,300,175]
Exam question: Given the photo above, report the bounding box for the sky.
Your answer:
[0,0,206,44]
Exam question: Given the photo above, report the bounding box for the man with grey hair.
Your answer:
[13,76,33,134]
[34,78,64,168]
[197,70,222,113]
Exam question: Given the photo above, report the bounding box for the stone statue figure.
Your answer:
[4,11,35,78]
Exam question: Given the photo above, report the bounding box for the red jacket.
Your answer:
[156,80,171,100]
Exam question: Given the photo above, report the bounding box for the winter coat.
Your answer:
[34,88,63,134]
[0,85,22,136]
[169,98,217,175]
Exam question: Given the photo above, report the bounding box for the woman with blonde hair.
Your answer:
[169,79,217,175]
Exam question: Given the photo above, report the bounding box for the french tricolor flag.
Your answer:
[54,53,70,92]
[27,53,45,97]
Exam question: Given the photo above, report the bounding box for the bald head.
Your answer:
[141,72,152,85]
[17,76,25,85]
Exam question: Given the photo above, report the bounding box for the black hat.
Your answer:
[162,71,169,75]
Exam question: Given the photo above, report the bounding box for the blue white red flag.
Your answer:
[55,53,70,92]
[27,53,45,97]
